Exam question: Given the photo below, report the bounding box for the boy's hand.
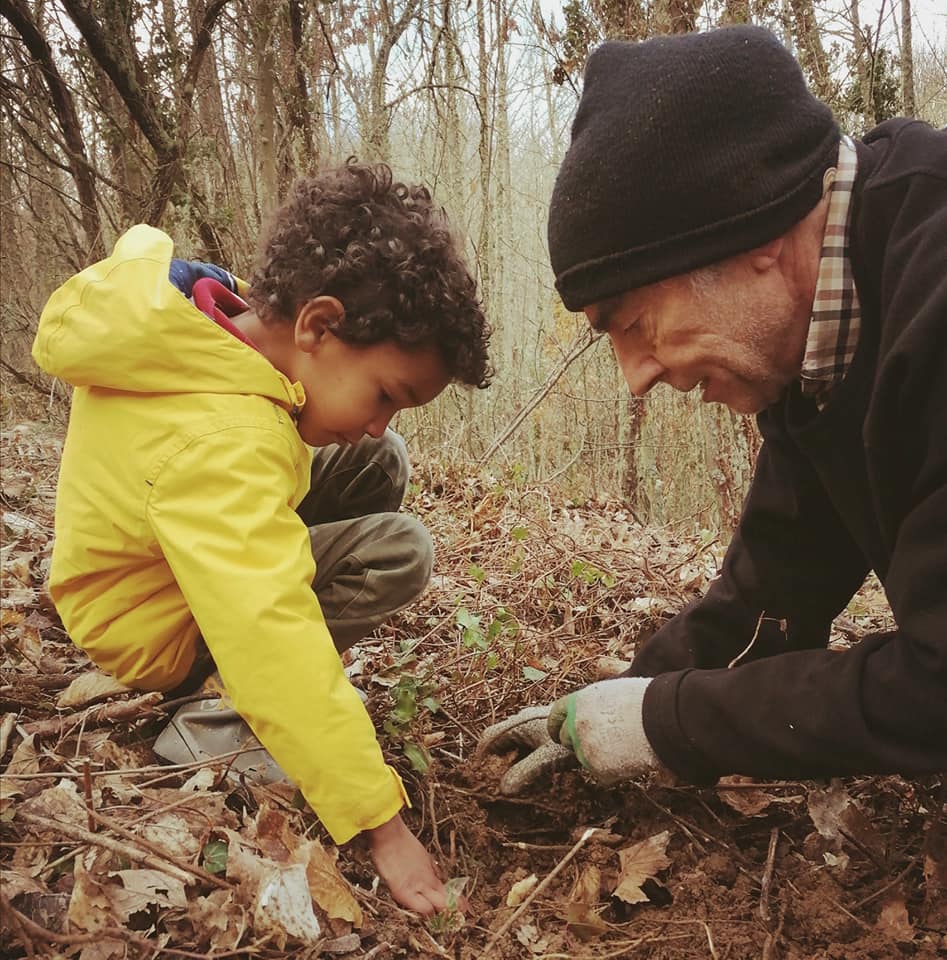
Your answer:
[367,813,465,917]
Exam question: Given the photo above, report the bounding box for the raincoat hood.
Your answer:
[33,224,303,411]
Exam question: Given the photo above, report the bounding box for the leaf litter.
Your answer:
[1,422,945,958]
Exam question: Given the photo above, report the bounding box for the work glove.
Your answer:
[548,677,659,785]
[478,678,660,794]
[476,705,579,795]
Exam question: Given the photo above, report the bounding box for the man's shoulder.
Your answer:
[859,118,947,186]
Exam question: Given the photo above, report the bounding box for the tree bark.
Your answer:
[1,0,104,259]
[900,0,915,116]
[788,0,833,103]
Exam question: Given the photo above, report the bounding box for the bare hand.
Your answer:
[367,813,466,917]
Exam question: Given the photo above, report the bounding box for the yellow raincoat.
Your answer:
[33,225,407,843]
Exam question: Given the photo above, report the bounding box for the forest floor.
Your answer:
[1,421,945,960]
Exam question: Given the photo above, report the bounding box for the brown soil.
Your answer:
[1,424,944,959]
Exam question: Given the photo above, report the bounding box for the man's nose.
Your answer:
[615,346,665,396]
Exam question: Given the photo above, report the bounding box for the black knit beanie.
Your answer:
[547,25,840,311]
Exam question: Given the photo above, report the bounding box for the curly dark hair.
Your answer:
[248,160,492,388]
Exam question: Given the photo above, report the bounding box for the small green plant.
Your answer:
[428,876,468,934]
[455,605,519,650]
[383,673,440,774]
[570,558,617,588]
[201,838,228,874]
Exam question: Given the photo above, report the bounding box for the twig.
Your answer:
[849,854,921,910]
[478,328,601,465]
[84,805,231,889]
[759,827,779,922]
[18,811,201,888]
[701,920,719,959]
[82,760,95,832]
[3,747,250,780]
[786,877,868,929]
[428,781,444,861]
[22,691,164,739]
[481,826,597,957]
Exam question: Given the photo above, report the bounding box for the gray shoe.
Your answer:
[154,696,290,784]
[154,680,369,785]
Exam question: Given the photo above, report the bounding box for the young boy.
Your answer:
[32,161,491,915]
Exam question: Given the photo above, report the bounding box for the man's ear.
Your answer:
[294,297,345,353]
[748,237,784,273]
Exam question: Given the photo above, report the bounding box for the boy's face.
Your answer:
[292,302,450,447]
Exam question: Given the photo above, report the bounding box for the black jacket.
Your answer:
[634,119,947,782]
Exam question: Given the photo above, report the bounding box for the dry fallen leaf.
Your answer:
[58,670,130,708]
[77,938,126,960]
[254,862,322,945]
[717,775,780,817]
[7,734,40,775]
[613,830,671,905]
[808,780,884,865]
[506,873,539,907]
[566,864,608,939]
[68,855,115,933]
[877,896,914,943]
[186,889,247,952]
[22,778,88,828]
[299,839,363,926]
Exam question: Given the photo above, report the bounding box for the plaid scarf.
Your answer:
[800,136,861,406]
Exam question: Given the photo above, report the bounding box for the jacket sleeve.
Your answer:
[638,425,947,782]
[146,422,407,843]
[631,414,870,681]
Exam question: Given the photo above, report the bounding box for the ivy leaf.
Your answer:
[201,839,229,875]
[403,740,431,774]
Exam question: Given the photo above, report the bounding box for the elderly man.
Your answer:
[482,25,947,791]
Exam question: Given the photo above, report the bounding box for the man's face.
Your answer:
[584,257,805,415]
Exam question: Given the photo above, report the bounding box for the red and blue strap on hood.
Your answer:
[170,259,259,351]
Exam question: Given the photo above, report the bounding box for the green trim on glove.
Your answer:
[548,693,590,769]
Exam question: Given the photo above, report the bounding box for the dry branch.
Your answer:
[17,811,208,888]
[478,328,601,465]
[21,691,163,739]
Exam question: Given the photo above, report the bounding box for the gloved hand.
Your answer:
[476,705,579,795]
[548,678,659,785]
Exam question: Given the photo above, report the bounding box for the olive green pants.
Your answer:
[153,430,432,779]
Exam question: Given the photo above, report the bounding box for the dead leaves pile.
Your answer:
[2,768,370,958]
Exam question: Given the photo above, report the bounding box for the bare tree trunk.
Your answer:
[59,0,229,234]
[654,0,702,34]
[1,0,104,259]
[900,0,915,116]
[722,0,750,25]
[364,0,422,160]
[253,0,279,215]
[788,0,833,103]
[851,0,874,128]
[476,0,492,305]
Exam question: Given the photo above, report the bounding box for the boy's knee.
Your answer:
[373,429,411,505]
[387,514,434,597]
